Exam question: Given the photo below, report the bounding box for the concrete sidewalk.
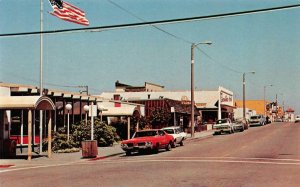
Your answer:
[0,130,214,168]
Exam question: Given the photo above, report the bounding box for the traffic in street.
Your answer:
[1,122,299,187]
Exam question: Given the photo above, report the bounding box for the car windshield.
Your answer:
[216,119,227,124]
[250,116,260,119]
[163,129,174,134]
[133,131,158,138]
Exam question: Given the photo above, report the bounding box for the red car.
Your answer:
[121,129,175,156]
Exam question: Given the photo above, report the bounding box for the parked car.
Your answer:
[235,118,249,130]
[249,115,266,126]
[274,118,284,122]
[232,120,245,132]
[213,118,234,135]
[295,115,300,123]
[162,126,187,147]
[120,129,174,156]
[233,122,244,132]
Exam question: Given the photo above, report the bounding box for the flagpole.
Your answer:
[39,0,44,154]
[40,0,43,95]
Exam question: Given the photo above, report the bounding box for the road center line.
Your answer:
[115,156,300,162]
[101,159,300,166]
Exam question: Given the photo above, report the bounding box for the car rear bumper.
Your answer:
[234,126,243,130]
[249,122,262,126]
[214,126,231,133]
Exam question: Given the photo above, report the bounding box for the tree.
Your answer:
[150,108,171,128]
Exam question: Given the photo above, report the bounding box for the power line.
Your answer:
[195,47,242,74]
[1,4,299,37]
[111,0,244,76]
[106,0,192,44]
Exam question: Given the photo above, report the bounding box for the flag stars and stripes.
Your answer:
[48,0,89,26]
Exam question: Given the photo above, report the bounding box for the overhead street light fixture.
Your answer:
[191,41,212,138]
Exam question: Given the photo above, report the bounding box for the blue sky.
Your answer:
[0,0,299,113]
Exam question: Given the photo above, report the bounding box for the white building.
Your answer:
[99,86,234,123]
[233,107,257,120]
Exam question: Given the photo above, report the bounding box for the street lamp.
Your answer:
[83,105,89,126]
[264,84,273,117]
[243,71,255,119]
[191,41,212,138]
[98,104,106,122]
[65,103,72,141]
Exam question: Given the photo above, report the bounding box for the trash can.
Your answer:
[3,140,16,159]
[81,140,98,158]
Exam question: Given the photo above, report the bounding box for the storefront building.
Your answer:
[0,82,144,157]
[100,86,235,125]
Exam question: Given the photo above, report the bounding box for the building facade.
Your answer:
[100,86,235,125]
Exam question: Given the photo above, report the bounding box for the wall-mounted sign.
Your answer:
[181,96,191,105]
[171,107,175,113]
[196,103,207,108]
[220,92,233,106]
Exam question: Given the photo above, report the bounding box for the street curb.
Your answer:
[87,152,125,161]
[186,134,214,142]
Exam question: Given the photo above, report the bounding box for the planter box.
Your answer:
[81,140,98,158]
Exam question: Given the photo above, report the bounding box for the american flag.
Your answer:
[48,0,89,26]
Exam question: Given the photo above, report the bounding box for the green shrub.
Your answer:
[43,127,77,152]
[72,118,119,147]
[44,119,119,152]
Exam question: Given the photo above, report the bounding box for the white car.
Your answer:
[295,115,300,123]
[249,115,266,126]
[214,118,234,135]
[162,126,187,147]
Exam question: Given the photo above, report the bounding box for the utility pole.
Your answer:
[243,73,245,119]
[243,72,255,119]
[190,41,212,138]
[39,0,44,154]
[79,85,89,95]
[191,43,195,138]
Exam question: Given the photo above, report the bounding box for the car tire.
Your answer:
[153,143,159,154]
[171,141,176,148]
[172,139,176,148]
[180,140,184,146]
[166,143,172,151]
[152,148,159,154]
[126,151,131,156]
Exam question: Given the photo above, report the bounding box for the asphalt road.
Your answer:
[1,122,299,187]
